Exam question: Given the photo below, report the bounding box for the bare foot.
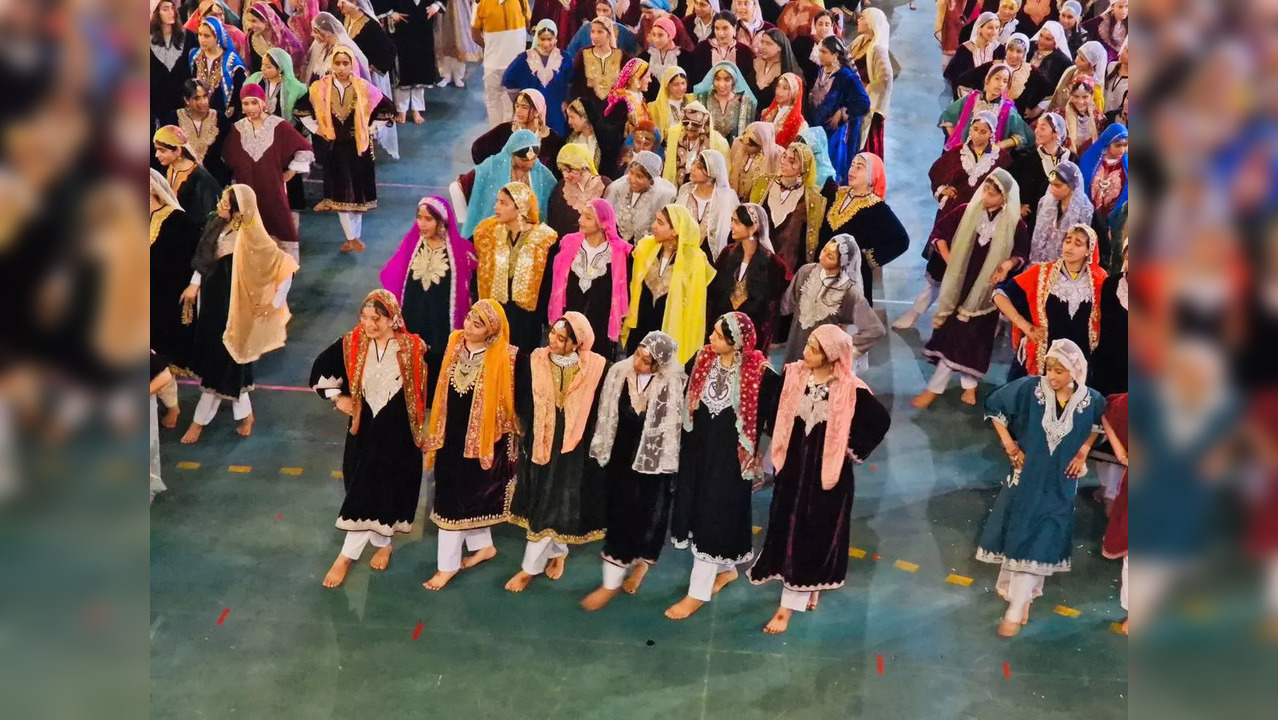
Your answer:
[179,422,205,444]
[505,570,535,592]
[339,240,354,253]
[580,586,618,611]
[712,568,738,595]
[323,556,353,588]
[422,570,457,591]
[1119,617,1129,636]
[461,545,497,569]
[807,592,820,612]
[348,239,366,253]
[411,111,425,125]
[664,595,705,620]
[394,112,407,124]
[370,544,392,571]
[763,607,792,634]
[161,405,180,428]
[910,390,939,409]
[546,553,567,581]
[622,563,650,595]
[236,413,255,437]
[961,388,978,406]
[997,618,1021,637]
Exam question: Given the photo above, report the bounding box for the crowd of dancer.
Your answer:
[150,0,1133,636]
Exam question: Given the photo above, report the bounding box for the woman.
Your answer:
[748,324,891,633]
[189,16,248,119]
[564,98,606,172]
[976,338,1105,637]
[623,204,717,362]
[675,149,739,260]
[604,151,678,243]
[572,16,627,106]
[303,11,371,82]
[459,129,559,234]
[684,0,720,44]
[387,0,443,124]
[434,0,482,87]
[420,300,519,590]
[503,20,573,136]
[734,0,775,51]
[759,72,807,149]
[548,198,633,361]
[820,152,910,304]
[1026,160,1093,264]
[295,45,397,253]
[661,102,730,186]
[728,121,780,201]
[912,170,1029,409]
[246,48,311,224]
[937,0,976,67]
[471,182,560,354]
[848,7,892,159]
[994,224,1107,379]
[288,0,320,48]
[706,204,788,343]
[1058,1,1090,55]
[338,0,399,158]
[1060,77,1102,155]
[1047,39,1106,114]
[582,331,686,610]
[567,1,640,58]
[1103,40,1128,125]
[603,58,655,140]
[665,312,780,620]
[179,185,298,443]
[929,111,1012,225]
[956,34,1053,120]
[1029,20,1073,87]
[750,28,801,111]
[689,11,756,86]
[379,195,477,396]
[780,234,884,365]
[775,0,823,41]
[310,290,431,589]
[809,36,870,184]
[1014,0,1057,38]
[473,89,565,167]
[1088,242,1127,397]
[1082,0,1126,59]
[693,62,757,142]
[940,64,1031,152]
[530,0,581,53]
[792,10,836,87]
[944,11,1002,97]
[506,312,609,592]
[153,124,222,224]
[151,0,195,126]
[648,66,691,135]
[150,170,201,377]
[616,120,663,177]
[184,0,248,59]
[749,142,831,278]
[645,17,684,93]
[1078,122,1127,221]
[242,2,305,73]
[548,143,611,238]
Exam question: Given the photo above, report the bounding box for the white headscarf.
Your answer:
[1076,40,1109,85]
[149,168,182,210]
[968,11,1001,44]
[830,233,862,292]
[1039,338,1091,456]
[1032,21,1073,60]
[740,202,775,253]
[699,148,730,190]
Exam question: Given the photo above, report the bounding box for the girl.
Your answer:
[809,36,871,184]
[750,28,801,110]
[693,61,758,142]
[503,20,573,135]
[705,203,788,344]
[780,234,884,365]
[648,66,691,134]
[848,8,892,159]
[387,0,444,123]
[548,197,634,361]
[547,143,610,238]
[622,204,717,361]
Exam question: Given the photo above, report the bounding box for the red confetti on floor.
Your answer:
[876,654,884,675]
[870,465,877,471]
[275,514,283,520]
[871,554,881,560]
[1002,662,1011,679]
[216,608,230,626]
[411,621,424,640]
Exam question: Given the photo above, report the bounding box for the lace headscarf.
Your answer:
[590,331,686,473]
[684,311,768,481]
[1039,338,1091,455]
[1028,160,1093,263]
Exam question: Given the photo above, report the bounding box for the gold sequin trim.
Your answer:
[825,189,881,232]
[150,206,175,247]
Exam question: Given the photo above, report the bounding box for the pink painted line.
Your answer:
[177,379,313,393]
[216,607,230,626]
[411,621,424,640]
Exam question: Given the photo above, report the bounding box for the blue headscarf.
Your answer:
[1078,122,1128,210]
[189,17,247,111]
[691,61,757,105]
[642,0,672,11]
[799,127,836,187]
[461,129,557,238]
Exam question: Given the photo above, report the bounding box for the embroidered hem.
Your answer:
[601,551,660,567]
[921,349,989,379]
[317,200,377,212]
[670,534,753,565]
[336,516,413,536]
[430,510,511,531]
[746,572,847,593]
[508,515,607,545]
[974,548,1072,575]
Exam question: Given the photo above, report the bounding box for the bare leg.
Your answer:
[236,413,255,437]
[180,422,205,444]
[461,545,497,568]
[622,562,650,594]
[546,552,567,581]
[807,592,820,611]
[910,390,940,408]
[664,596,705,620]
[161,404,180,428]
[323,556,353,588]
[763,606,792,634]
[370,544,392,570]
[504,570,535,592]
[712,568,738,594]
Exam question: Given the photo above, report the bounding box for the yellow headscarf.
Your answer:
[648,66,688,132]
[556,142,598,176]
[503,181,540,224]
[624,204,716,364]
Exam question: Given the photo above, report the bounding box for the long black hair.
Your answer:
[150,0,183,47]
[760,28,802,77]
[819,35,851,68]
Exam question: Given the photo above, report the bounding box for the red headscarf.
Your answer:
[684,312,768,482]
[762,73,807,147]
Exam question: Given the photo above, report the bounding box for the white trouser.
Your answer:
[482,65,513,126]
[521,536,568,576]
[908,278,942,315]
[1120,556,1129,612]
[439,57,466,82]
[337,212,363,240]
[150,398,166,502]
[192,390,251,426]
[394,86,427,113]
[997,568,1045,622]
[1097,463,1124,501]
[340,530,392,560]
[781,588,811,613]
[437,528,495,573]
[927,363,979,393]
[602,559,629,590]
[279,240,300,265]
[688,558,735,602]
[156,378,179,409]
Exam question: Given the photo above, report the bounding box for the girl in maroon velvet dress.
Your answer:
[1100,392,1129,634]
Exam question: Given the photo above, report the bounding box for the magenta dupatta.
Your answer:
[945,90,1014,151]
[548,198,633,341]
[379,196,477,330]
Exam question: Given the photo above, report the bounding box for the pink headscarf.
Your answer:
[548,198,633,341]
[287,0,320,47]
[771,325,871,490]
[379,196,477,329]
[249,2,307,71]
[652,17,679,44]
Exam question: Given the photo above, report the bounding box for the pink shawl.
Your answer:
[771,325,870,489]
[945,90,1013,151]
[530,312,607,464]
[547,198,632,341]
[288,0,319,47]
[379,196,477,329]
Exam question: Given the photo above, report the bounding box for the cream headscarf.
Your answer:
[933,168,1021,326]
[224,184,299,364]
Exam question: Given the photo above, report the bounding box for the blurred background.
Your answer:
[0,0,1276,717]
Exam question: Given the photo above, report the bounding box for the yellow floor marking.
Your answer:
[894,560,919,573]
[228,465,252,473]
[848,548,867,559]
[945,574,973,587]
[177,461,201,470]
[752,525,762,535]
[1054,605,1081,618]
[1110,621,1127,635]
[279,467,304,476]
[331,470,344,479]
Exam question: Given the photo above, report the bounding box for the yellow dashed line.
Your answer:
[1054,605,1081,618]
[1110,621,1127,635]
[848,548,867,559]
[280,467,304,476]
[177,461,201,470]
[752,525,762,535]
[894,560,919,573]
[331,470,344,479]
[945,574,973,587]
[228,465,252,473]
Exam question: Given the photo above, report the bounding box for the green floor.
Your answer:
[150,7,1127,718]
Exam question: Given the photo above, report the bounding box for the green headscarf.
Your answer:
[246,47,307,120]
